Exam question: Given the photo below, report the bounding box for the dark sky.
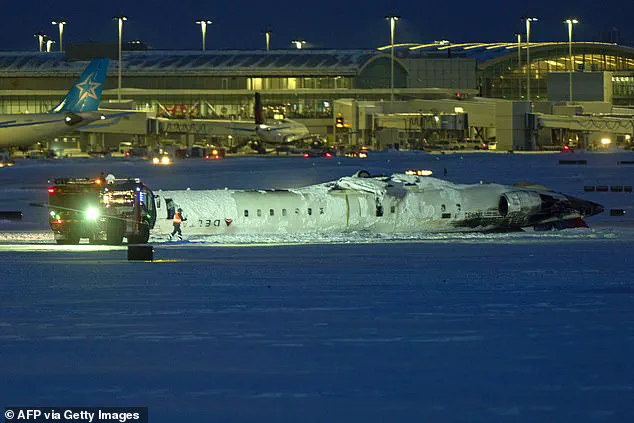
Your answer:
[3,1,633,51]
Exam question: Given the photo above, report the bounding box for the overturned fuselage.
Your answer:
[152,172,603,236]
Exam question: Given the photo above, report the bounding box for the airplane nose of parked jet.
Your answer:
[566,196,604,216]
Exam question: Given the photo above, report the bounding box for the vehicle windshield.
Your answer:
[49,187,100,214]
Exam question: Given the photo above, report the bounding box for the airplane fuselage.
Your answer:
[0,112,101,149]
[152,174,603,236]
[255,119,310,144]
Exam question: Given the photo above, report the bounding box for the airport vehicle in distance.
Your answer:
[47,175,156,245]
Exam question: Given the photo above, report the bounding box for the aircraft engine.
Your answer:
[498,190,542,217]
[64,112,84,126]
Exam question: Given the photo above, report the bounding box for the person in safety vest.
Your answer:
[168,207,186,240]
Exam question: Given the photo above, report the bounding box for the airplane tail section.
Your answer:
[50,58,109,114]
[254,92,265,125]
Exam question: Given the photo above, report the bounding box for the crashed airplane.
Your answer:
[152,170,604,237]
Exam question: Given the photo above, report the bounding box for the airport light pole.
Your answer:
[385,15,400,101]
[195,19,212,51]
[34,32,47,52]
[46,38,55,53]
[51,20,66,52]
[113,15,128,102]
[522,17,538,102]
[564,18,579,104]
[263,30,272,51]
[515,32,522,100]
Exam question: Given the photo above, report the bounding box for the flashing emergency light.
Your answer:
[405,169,433,176]
[85,207,100,221]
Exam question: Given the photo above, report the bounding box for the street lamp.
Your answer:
[51,20,67,52]
[34,32,47,52]
[262,29,272,51]
[515,33,522,100]
[113,15,128,102]
[46,38,55,53]
[291,40,306,49]
[385,15,400,101]
[522,17,538,102]
[564,18,579,104]
[195,19,212,51]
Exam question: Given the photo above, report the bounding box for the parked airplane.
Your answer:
[0,58,109,150]
[152,170,603,238]
[249,92,315,152]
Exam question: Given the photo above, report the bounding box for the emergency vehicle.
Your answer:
[47,176,157,245]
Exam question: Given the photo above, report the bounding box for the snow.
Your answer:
[1,151,633,422]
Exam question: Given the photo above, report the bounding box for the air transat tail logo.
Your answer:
[75,72,102,103]
[225,218,233,226]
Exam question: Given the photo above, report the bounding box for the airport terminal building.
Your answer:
[1,41,633,151]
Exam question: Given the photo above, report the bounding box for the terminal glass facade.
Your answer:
[480,44,634,101]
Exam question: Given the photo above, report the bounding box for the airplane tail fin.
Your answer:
[254,92,265,125]
[50,58,109,114]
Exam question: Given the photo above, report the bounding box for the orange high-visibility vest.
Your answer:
[173,211,182,225]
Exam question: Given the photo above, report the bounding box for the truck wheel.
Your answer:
[64,235,80,245]
[106,219,124,245]
[89,236,104,245]
[128,222,150,244]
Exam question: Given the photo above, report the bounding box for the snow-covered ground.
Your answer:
[1,152,633,422]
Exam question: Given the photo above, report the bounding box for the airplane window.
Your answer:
[319,207,324,215]
[282,209,287,216]
[390,205,396,213]
[257,209,262,217]
[308,208,312,216]
[269,209,274,216]
[244,210,249,217]
[456,204,461,212]
[441,204,446,212]
[295,208,300,215]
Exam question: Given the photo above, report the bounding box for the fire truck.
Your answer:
[47,176,157,245]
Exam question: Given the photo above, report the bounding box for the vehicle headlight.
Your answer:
[161,156,170,165]
[85,207,100,220]
[152,157,160,164]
